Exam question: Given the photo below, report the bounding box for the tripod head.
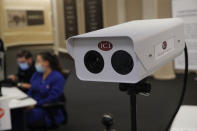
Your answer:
[119,80,151,96]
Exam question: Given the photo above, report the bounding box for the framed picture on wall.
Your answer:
[7,10,27,28]
[26,10,44,26]
[6,9,45,28]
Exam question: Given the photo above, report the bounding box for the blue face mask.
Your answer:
[18,62,29,71]
[35,64,45,73]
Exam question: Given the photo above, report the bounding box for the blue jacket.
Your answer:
[27,70,65,126]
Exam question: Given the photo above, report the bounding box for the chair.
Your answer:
[28,95,68,131]
[28,70,70,131]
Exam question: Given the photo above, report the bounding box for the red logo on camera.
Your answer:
[0,108,5,119]
[98,41,113,51]
[162,41,167,50]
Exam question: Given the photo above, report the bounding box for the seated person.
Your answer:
[27,52,65,127]
[8,50,35,92]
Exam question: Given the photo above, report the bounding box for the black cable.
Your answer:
[165,43,188,131]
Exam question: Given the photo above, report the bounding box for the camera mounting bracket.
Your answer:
[119,79,151,131]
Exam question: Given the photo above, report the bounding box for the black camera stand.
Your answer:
[119,80,151,131]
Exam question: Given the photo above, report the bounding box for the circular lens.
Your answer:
[84,50,104,74]
[111,50,134,75]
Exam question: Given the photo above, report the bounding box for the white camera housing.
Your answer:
[67,18,185,83]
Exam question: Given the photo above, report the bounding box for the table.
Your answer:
[1,87,37,131]
[1,87,36,109]
[170,105,197,131]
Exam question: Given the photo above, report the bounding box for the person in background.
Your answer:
[8,50,35,92]
[27,52,65,127]
[7,50,35,131]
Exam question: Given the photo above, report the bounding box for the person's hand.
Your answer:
[20,83,31,89]
[8,75,17,81]
[26,105,35,111]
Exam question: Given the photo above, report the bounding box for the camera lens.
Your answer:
[111,50,134,75]
[84,50,104,74]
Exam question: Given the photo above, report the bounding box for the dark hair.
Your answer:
[17,50,32,59]
[37,52,63,74]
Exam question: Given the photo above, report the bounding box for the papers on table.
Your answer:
[1,87,36,109]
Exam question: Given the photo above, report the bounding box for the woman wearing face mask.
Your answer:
[27,52,65,127]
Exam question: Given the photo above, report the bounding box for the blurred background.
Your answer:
[1,0,197,131]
